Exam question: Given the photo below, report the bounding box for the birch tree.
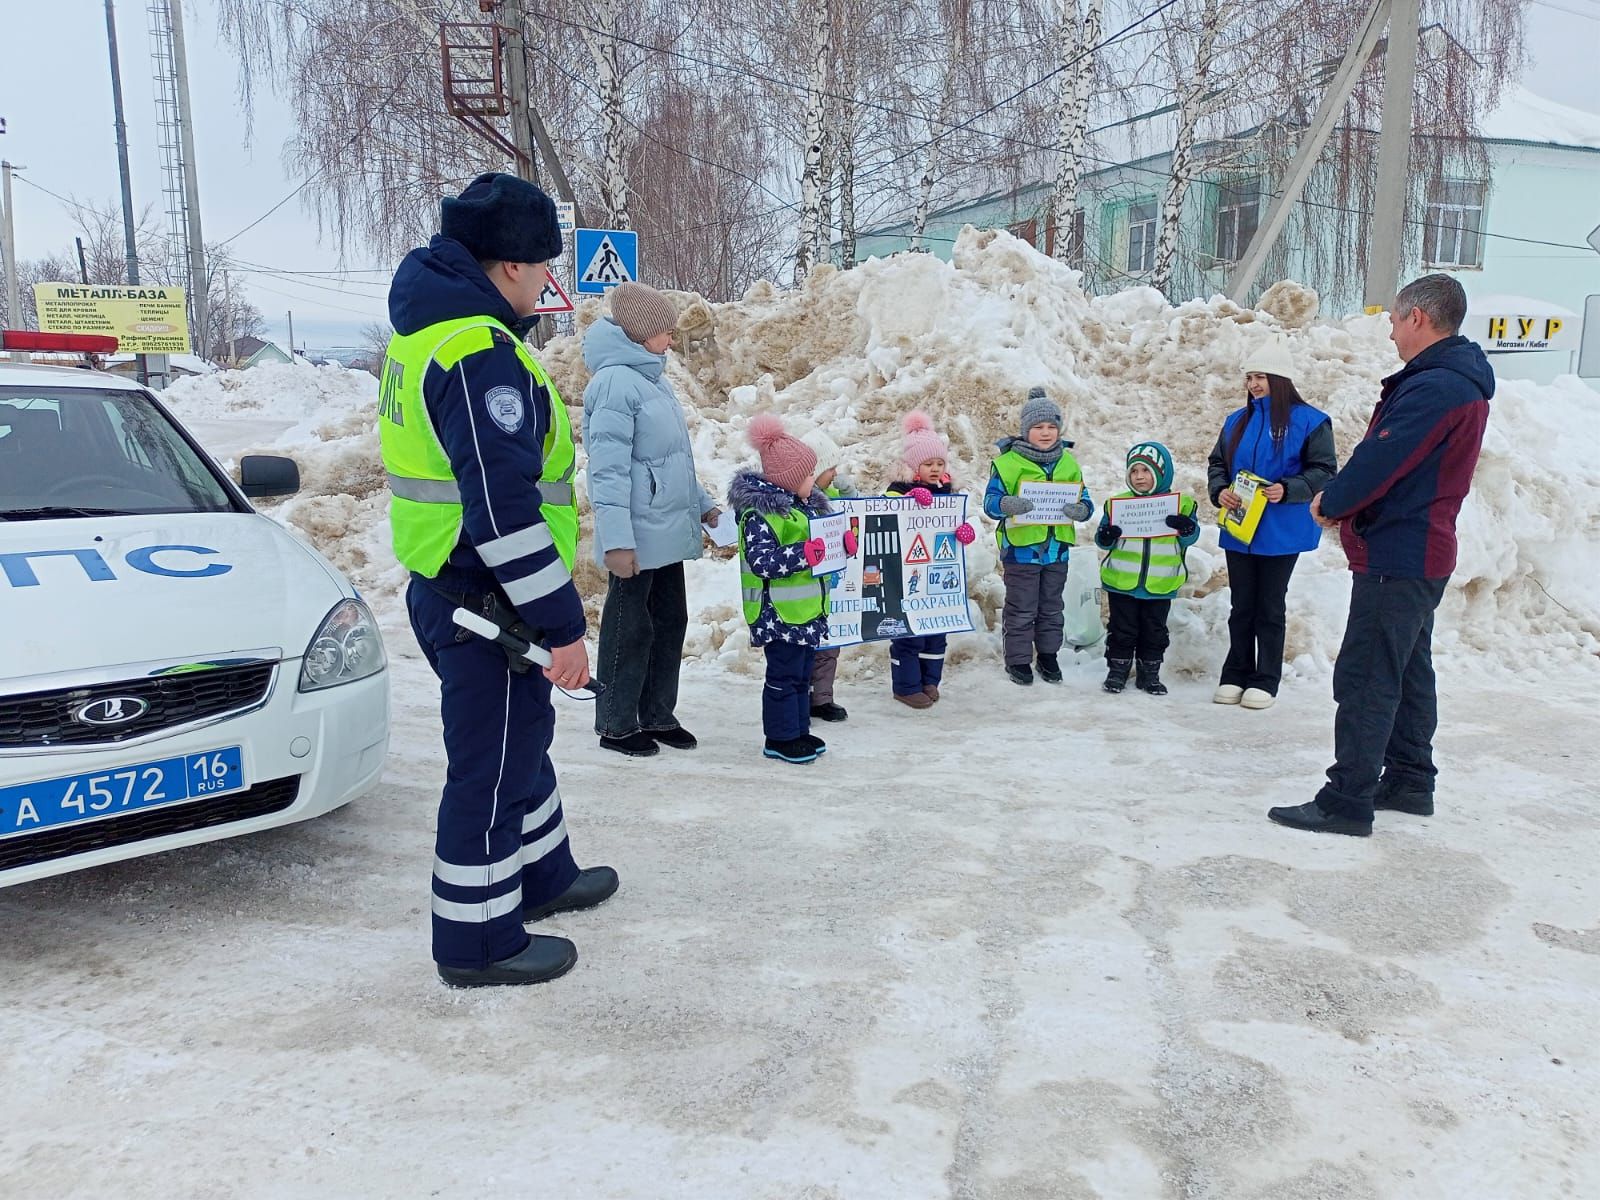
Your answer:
[1050,0,1102,265]
[576,0,631,228]
[794,0,832,283]
[1150,0,1221,296]
[909,0,971,250]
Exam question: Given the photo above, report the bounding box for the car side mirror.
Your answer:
[239,454,300,499]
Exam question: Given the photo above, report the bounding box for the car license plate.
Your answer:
[0,747,245,839]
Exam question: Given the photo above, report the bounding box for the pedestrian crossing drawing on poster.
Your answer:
[820,493,973,648]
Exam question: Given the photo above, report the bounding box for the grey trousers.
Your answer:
[1002,560,1070,666]
[810,646,840,704]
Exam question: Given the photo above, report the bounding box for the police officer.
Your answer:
[379,173,618,987]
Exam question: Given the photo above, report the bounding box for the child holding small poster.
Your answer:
[884,411,976,710]
[1094,441,1200,696]
[984,387,1093,686]
[729,415,849,765]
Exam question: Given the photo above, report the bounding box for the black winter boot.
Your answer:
[599,730,659,757]
[1136,660,1167,696]
[810,702,849,722]
[1103,658,1132,693]
[1006,663,1035,686]
[763,737,820,764]
[1036,652,1063,684]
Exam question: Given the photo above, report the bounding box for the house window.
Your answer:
[1423,179,1486,268]
[1127,201,1158,273]
[1007,217,1039,247]
[1046,209,1088,269]
[1213,176,1261,263]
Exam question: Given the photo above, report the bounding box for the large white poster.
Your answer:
[820,494,973,648]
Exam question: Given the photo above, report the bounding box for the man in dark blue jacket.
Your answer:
[381,174,617,985]
[1269,274,1491,837]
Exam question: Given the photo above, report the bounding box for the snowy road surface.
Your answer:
[3,642,1596,1198]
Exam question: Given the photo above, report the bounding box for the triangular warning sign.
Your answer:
[905,533,931,565]
[579,234,634,286]
[534,273,574,315]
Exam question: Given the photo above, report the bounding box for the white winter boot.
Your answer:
[1241,688,1276,710]
[1213,684,1244,705]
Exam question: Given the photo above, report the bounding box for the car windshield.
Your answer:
[0,384,238,519]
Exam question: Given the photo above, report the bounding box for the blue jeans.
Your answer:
[1316,573,1449,820]
[762,642,815,739]
[407,580,580,970]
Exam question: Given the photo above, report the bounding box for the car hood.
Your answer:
[1,511,350,687]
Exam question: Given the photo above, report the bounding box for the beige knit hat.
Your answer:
[610,282,677,344]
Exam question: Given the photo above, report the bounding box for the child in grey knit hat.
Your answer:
[982,386,1094,686]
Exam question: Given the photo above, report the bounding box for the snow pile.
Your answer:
[186,227,1599,675]
[164,360,374,425]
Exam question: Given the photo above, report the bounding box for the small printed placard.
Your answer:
[1010,481,1085,526]
[1108,492,1182,539]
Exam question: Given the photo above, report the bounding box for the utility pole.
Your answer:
[165,0,209,358]
[76,237,90,284]
[224,268,236,364]
[1,162,18,337]
[1226,0,1389,304]
[499,0,554,347]
[1365,0,1420,310]
[286,310,295,359]
[103,0,140,290]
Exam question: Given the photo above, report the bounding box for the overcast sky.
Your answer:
[3,0,1598,353]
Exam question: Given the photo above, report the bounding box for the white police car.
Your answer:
[0,359,390,887]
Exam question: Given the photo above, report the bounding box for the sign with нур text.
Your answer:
[809,512,850,575]
[32,282,190,354]
[819,493,973,648]
[1107,492,1181,539]
[1479,313,1579,353]
[1010,480,1085,525]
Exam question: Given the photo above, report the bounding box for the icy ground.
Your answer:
[4,640,1599,1198]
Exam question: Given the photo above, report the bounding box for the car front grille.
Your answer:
[0,663,277,749]
[0,775,302,874]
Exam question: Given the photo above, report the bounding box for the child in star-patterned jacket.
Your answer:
[728,414,855,766]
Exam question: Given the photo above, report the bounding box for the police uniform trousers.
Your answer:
[407,579,581,970]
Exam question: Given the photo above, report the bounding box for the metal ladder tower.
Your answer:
[147,0,207,352]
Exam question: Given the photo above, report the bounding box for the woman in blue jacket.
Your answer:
[1206,337,1337,710]
[582,283,719,757]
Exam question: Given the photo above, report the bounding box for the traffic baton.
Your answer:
[451,607,605,700]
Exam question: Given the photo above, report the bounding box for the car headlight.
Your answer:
[298,599,387,691]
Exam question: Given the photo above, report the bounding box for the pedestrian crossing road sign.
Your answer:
[533,272,574,315]
[575,228,638,294]
[933,533,957,562]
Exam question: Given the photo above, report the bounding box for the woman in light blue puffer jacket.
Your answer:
[581,283,719,758]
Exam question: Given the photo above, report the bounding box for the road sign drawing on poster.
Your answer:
[575,229,638,294]
[905,533,931,564]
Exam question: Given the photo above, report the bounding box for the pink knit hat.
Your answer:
[748,413,818,496]
[902,411,949,476]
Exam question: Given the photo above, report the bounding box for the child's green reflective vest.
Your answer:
[378,316,577,578]
[1099,492,1198,596]
[992,449,1083,550]
[738,507,829,625]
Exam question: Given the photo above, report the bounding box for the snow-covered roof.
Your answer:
[107,353,216,374]
[1479,86,1600,151]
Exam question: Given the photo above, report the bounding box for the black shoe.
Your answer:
[646,725,697,750]
[801,733,828,756]
[1036,653,1063,684]
[763,736,819,764]
[1103,658,1133,693]
[523,865,620,922]
[810,702,849,722]
[1374,790,1434,816]
[1006,663,1034,686]
[437,934,578,988]
[1266,801,1372,837]
[1135,659,1167,696]
[599,730,659,757]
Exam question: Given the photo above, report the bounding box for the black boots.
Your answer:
[764,736,820,764]
[1006,663,1034,686]
[1136,660,1167,696]
[810,702,849,722]
[1036,652,1063,684]
[599,730,658,757]
[645,725,698,750]
[1267,801,1373,837]
[1103,658,1132,693]
[438,935,578,988]
[523,865,621,923]
[1374,785,1435,816]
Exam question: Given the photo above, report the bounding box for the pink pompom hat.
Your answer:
[902,410,950,477]
[747,413,818,495]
